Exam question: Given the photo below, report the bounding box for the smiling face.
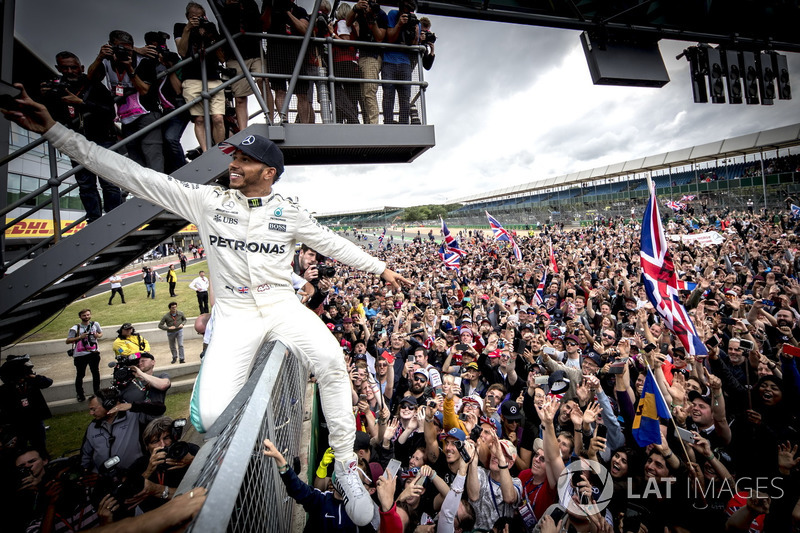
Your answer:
[759,380,782,406]
[227,151,275,197]
[644,452,670,479]
[610,451,628,478]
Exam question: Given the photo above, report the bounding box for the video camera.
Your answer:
[108,353,145,389]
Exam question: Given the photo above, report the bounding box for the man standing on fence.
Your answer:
[2,86,409,527]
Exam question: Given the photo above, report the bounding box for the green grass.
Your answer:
[46,390,192,459]
[21,261,208,343]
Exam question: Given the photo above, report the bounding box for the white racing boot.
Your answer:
[333,457,373,526]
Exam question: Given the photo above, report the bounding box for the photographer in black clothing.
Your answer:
[293,244,333,311]
[41,51,122,223]
[0,355,52,451]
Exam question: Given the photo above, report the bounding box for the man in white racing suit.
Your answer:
[2,85,409,526]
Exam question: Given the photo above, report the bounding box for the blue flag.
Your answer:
[632,367,672,447]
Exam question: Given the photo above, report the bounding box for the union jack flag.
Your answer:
[486,211,522,261]
[675,280,697,292]
[791,204,800,219]
[641,183,707,356]
[378,228,386,247]
[440,217,466,256]
[548,238,558,273]
[665,200,685,212]
[680,195,696,202]
[532,268,547,306]
[438,244,461,270]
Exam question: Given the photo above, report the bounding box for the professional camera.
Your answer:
[91,456,143,520]
[112,45,131,62]
[198,16,216,32]
[109,353,143,389]
[318,265,337,278]
[157,418,190,469]
[218,66,237,80]
[420,29,436,44]
[401,13,418,45]
[42,77,71,98]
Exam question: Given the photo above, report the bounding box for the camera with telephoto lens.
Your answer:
[157,418,190,469]
[401,13,418,45]
[91,456,143,520]
[112,45,131,62]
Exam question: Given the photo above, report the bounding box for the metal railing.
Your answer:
[1,7,430,275]
[177,340,308,532]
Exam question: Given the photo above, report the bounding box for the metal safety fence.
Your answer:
[177,340,308,533]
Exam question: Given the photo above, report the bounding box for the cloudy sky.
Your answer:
[15,1,800,214]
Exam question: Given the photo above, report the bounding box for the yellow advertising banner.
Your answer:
[5,219,198,239]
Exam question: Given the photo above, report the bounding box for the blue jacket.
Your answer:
[280,467,363,533]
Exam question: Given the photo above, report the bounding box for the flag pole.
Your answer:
[642,359,694,466]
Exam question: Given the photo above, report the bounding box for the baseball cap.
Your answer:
[354,430,372,451]
[444,427,466,442]
[353,353,367,362]
[548,370,570,396]
[220,134,284,176]
[687,390,711,406]
[121,322,133,330]
[565,334,580,344]
[498,439,518,461]
[500,400,523,421]
[333,324,344,333]
[461,362,479,373]
[343,317,353,323]
[583,352,603,368]
[413,368,429,381]
[398,396,418,408]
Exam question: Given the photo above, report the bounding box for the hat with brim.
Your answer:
[219,134,284,177]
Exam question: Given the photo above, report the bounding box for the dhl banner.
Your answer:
[5,219,198,239]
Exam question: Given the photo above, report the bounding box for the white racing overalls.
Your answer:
[45,124,385,462]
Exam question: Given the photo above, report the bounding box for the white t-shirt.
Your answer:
[109,275,122,289]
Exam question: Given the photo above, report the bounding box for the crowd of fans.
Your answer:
[4,199,800,531]
[275,204,800,532]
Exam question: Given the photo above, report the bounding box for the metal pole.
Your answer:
[327,36,337,123]
[759,151,768,212]
[281,0,324,119]
[47,144,63,243]
[200,58,213,149]
[0,0,16,271]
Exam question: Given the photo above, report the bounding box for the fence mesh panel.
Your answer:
[185,340,308,533]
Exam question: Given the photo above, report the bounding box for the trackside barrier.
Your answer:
[177,340,307,532]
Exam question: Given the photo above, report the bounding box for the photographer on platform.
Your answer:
[41,51,122,223]
[87,29,166,172]
[382,0,418,124]
[174,2,226,151]
[346,0,388,125]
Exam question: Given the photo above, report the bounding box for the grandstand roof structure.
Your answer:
[452,123,800,204]
[316,206,402,217]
